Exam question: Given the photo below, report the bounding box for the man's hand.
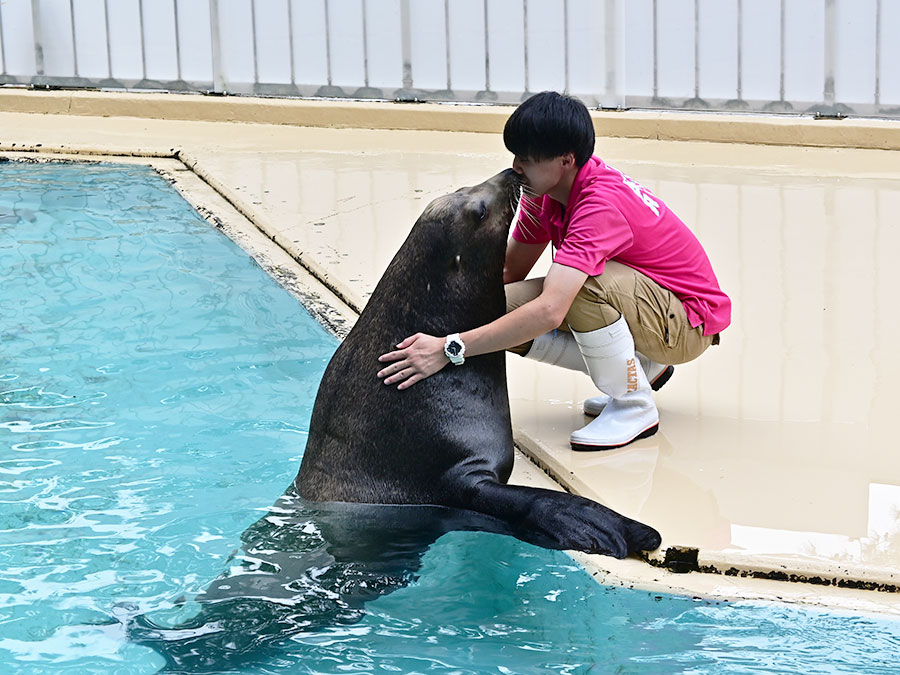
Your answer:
[377,333,448,389]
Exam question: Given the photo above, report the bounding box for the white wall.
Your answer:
[0,0,895,116]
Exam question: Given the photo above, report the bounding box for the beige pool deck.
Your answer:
[2,90,899,616]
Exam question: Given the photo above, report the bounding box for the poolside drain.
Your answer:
[662,547,700,574]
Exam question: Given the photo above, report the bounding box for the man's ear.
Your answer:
[561,152,576,169]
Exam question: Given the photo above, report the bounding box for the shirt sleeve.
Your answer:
[511,195,552,245]
[553,196,633,277]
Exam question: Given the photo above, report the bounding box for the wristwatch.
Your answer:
[444,333,466,366]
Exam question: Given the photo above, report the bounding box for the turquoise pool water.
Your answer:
[1,160,899,674]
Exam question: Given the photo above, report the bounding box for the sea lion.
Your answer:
[130,170,660,672]
[295,168,660,554]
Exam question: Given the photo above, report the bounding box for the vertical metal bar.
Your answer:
[444,0,451,90]
[652,0,658,99]
[563,0,569,93]
[604,0,617,103]
[323,0,333,86]
[0,3,6,76]
[779,0,786,103]
[31,0,45,76]
[823,0,835,106]
[693,0,700,99]
[483,0,491,91]
[476,0,494,100]
[736,0,743,101]
[139,0,148,80]
[522,0,530,94]
[288,0,296,85]
[209,0,224,92]
[173,0,183,81]
[615,0,625,108]
[874,0,881,105]
[104,0,114,79]
[361,0,370,87]
[400,0,412,90]
[70,0,79,76]
[251,0,259,85]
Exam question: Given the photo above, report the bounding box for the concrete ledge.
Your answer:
[513,426,900,595]
[2,89,900,151]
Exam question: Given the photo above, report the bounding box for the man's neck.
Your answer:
[548,164,580,207]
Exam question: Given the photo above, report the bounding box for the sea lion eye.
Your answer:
[479,202,487,220]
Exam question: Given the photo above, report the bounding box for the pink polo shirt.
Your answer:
[512,156,731,336]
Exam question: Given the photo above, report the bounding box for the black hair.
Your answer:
[503,91,595,167]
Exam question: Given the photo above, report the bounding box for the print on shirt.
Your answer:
[610,166,660,217]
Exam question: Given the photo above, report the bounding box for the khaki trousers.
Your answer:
[506,261,717,365]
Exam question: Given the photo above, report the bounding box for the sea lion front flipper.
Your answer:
[466,481,661,558]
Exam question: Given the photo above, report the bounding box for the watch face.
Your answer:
[447,341,462,356]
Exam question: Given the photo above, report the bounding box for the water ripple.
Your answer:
[0,419,116,433]
[0,386,107,409]
[0,458,62,475]
[11,437,128,452]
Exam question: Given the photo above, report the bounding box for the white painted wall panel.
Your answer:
[141,0,179,81]
[524,0,565,94]
[880,0,900,106]
[36,0,75,77]
[292,0,328,87]
[697,0,738,101]
[328,0,365,89]
[71,0,108,79]
[106,0,144,81]
[408,0,447,90]
[447,0,485,92]
[783,0,824,104]
[622,0,653,99]
[565,0,604,100]
[485,0,525,95]
[657,0,696,99]
[739,0,782,103]
[218,0,255,88]
[176,0,213,84]
[255,0,294,84]
[834,0,877,105]
[1,1,37,77]
[363,0,402,89]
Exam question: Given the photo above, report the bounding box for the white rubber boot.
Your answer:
[582,354,673,416]
[522,330,589,373]
[570,316,660,451]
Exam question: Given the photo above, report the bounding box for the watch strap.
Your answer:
[444,333,466,365]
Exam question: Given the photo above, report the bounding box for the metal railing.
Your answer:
[0,0,896,118]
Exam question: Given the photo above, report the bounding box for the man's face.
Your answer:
[510,155,568,197]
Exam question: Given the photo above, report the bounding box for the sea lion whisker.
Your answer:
[521,193,540,209]
[514,196,541,239]
[517,213,537,241]
[522,205,541,232]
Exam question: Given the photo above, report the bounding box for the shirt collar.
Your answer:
[558,155,599,222]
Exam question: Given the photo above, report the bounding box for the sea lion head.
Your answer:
[414,169,522,280]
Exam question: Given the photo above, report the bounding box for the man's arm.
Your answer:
[503,238,548,284]
[377,263,588,389]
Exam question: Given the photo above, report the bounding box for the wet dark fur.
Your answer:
[130,170,660,672]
